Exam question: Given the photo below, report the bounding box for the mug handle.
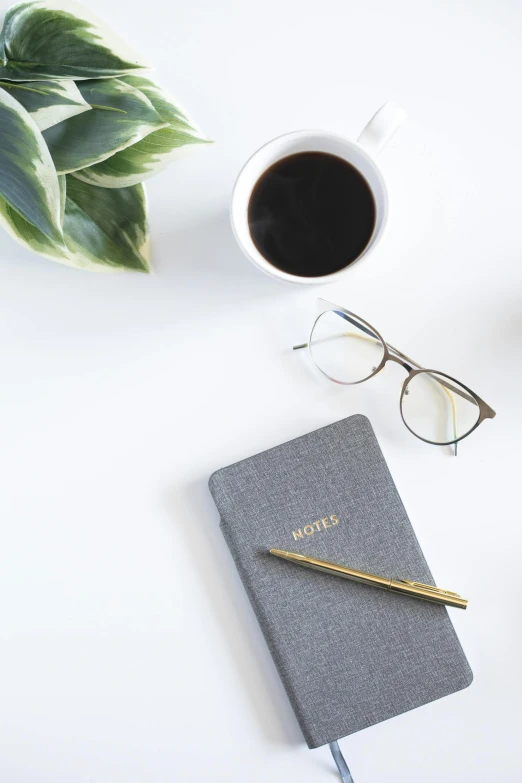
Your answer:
[357,102,407,156]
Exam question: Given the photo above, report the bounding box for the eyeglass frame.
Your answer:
[294,299,496,453]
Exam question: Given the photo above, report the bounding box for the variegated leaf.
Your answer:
[0,78,90,129]
[74,75,209,188]
[0,0,151,81]
[42,78,167,174]
[64,176,149,271]
[0,85,65,248]
[0,175,149,272]
[0,174,70,263]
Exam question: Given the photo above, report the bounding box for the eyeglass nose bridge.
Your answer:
[383,350,414,374]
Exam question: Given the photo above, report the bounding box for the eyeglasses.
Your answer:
[294,299,496,454]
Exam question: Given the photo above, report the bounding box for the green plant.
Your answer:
[0,0,208,272]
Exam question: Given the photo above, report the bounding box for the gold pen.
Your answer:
[269,549,468,610]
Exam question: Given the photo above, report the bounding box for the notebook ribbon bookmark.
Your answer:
[330,741,354,783]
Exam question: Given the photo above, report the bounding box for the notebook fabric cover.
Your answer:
[208,415,472,749]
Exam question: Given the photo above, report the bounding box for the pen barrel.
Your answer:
[270,551,467,610]
[389,580,468,610]
[289,557,391,590]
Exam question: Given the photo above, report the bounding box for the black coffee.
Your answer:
[248,152,376,277]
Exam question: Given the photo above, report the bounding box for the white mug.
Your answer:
[230,102,407,285]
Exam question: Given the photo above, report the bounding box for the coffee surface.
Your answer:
[248,152,376,277]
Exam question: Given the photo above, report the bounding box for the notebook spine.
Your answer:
[219,516,317,747]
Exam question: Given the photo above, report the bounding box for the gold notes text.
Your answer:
[292,514,339,541]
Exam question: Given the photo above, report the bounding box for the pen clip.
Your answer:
[399,580,461,598]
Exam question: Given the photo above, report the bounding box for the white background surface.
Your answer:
[0,1,521,781]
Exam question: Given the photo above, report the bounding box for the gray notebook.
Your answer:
[208,415,472,749]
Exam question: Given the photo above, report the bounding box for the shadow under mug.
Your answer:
[230,102,407,285]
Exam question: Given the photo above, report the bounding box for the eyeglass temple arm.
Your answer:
[294,311,377,349]
[294,330,477,407]
[387,343,476,405]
